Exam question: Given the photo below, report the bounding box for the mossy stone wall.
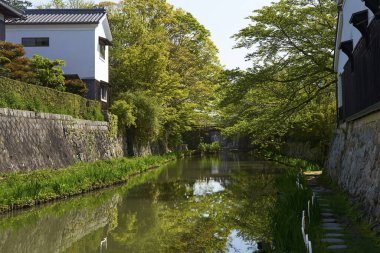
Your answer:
[0,108,124,172]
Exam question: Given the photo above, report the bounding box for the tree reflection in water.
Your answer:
[106,155,280,253]
[0,154,282,253]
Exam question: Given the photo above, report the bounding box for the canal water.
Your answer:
[0,153,284,253]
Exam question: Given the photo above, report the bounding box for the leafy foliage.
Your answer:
[30,55,65,90]
[64,79,88,95]
[0,41,35,83]
[108,0,221,148]
[111,91,162,143]
[270,168,317,252]
[37,0,96,9]
[218,0,337,154]
[197,142,221,154]
[0,42,68,92]
[3,0,31,9]
[110,99,136,128]
[0,77,103,120]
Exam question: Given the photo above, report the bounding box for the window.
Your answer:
[100,86,107,102]
[99,37,112,59]
[22,37,49,47]
[100,43,106,59]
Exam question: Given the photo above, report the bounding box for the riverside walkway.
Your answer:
[305,171,380,252]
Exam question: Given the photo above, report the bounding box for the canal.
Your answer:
[0,153,285,253]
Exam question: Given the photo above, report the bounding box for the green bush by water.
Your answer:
[0,153,176,213]
[198,142,221,154]
[0,77,104,121]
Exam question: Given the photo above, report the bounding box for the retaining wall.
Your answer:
[0,108,124,172]
[326,111,380,220]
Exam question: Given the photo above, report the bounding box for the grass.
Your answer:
[0,153,176,213]
[270,165,380,253]
[260,151,322,171]
[309,173,380,252]
[0,163,167,231]
[268,168,320,252]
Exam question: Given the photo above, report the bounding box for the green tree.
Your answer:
[38,0,96,9]
[0,41,35,83]
[30,55,65,90]
[38,0,65,8]
[110,98,136,128]
[111,91,162,144]
[66,0,95,8]
[3,0,31,9]
[109,0,221,148]
[218,0,337,154]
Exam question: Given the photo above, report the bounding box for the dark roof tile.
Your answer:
[6,8,106,24]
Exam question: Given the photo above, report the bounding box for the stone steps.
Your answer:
[312,187,349,251]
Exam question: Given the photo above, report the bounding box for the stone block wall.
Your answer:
[0,108,124,173]
[326,111,380,220]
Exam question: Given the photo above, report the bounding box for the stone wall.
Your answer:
[0,108,124,173]
[326,111,380,220]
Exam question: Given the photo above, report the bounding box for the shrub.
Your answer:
[64,79,88,96]
[30,55,65,89]
[112,91,162,143]
[110,99,136,128]
[0,77,104,121]
[0,42,67,90]
[197,142,221,154]
[0,41,35,83]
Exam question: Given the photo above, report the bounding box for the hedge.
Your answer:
[0,77,104,121]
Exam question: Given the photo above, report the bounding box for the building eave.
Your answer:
[0,0,24,19]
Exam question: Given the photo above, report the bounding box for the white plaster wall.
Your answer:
[94,16,112,83]
[6,24,96,79]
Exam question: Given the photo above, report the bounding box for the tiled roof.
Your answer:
[6,8,106,25]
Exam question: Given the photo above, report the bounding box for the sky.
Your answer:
[166,0,274,70]
[33,0,275,69]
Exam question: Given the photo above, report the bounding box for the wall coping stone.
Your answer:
[0,108,108,126]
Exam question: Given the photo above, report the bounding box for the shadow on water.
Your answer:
[0,153,285,253]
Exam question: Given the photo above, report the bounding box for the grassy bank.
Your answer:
[261,152,321,171]
[269,168,320,252]
[0,153,176,213]
[312,173,380,252]
[0,163,167,231]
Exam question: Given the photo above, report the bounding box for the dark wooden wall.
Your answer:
[341,21,380,121]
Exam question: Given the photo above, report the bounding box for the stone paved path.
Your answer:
[303,171,380,253]
[309,182,349,251]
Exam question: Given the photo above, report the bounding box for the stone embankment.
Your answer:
[326,113,380,220]
[0,108,124,172]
